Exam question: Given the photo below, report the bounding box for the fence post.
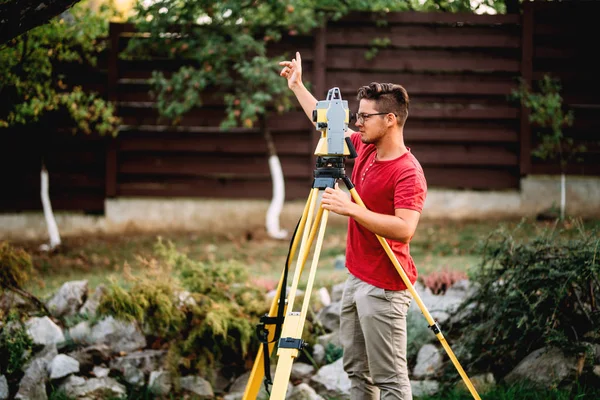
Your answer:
[519,2,534,177]
[106,22,123,198]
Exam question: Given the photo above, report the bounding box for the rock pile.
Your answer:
[1,278,597,399]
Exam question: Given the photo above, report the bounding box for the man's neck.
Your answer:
[375,130,407,161]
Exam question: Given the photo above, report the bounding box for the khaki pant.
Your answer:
[340,274,413,400]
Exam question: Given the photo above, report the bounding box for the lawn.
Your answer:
[12,216,600,300]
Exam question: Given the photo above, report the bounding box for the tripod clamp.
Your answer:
[429,321,441,335]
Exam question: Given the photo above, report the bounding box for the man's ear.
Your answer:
[386,113,396,127]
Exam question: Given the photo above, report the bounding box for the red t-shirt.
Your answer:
[345,132,427,290]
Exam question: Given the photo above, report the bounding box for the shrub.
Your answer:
[450,222,600,379]
[0,311,34,377]
[97,238,269,379]
[0,241,33,290]
[324,342,343,364]
[0,241,48,314]
[97,278,185,338]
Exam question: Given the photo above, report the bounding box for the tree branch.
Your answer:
[0,0,83,45]
[8,285,51,315]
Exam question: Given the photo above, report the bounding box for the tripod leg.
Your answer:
[348,188,482,400]
[270,207,330,400]
[285,189,321,311]
[242,189,317,400]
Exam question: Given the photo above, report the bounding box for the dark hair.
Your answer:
[356,82,409,126]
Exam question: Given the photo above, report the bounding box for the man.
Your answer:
[279,52,427,399]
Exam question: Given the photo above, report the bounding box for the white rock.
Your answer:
[49,354,80,380]
[25,316,65,346]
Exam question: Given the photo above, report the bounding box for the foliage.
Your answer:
[0,1,120,136]
[324,342,344,364]
[450,221,600,379]
[125,0,500,129]
[48,389,75,400]
[417,0,506,14]
[0,241,33,290]
[419,268,468,295]
[511,75,582,170]
[364,37,392,61]
[0,311,34,376]
[97,277,185,337]
[97,238,269,378]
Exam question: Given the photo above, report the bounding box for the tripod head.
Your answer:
[312,87,358,158]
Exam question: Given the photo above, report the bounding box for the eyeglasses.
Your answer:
[355,112,395,123]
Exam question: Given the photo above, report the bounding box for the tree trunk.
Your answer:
[0,0,82,44]
[261,116,288,240]
[40,163,61,250]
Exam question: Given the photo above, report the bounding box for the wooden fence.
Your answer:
[1,1,598,214]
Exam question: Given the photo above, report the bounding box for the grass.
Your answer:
[10,216,600,300]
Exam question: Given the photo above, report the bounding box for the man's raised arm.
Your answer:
[279,52,318,124]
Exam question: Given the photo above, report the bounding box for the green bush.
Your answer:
[0,311,34,377]
[0,241,33,290]
[97,238,269,379]
[450,221,600,379]
[324,342,343,364]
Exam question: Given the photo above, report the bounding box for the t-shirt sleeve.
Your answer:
[394,165,427,212]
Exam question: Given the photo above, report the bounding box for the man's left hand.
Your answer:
[321,183,354,216]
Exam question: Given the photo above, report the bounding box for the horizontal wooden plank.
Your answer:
[409,106,518,120]
[422,166,519,189]
[327,48,520,73]
[47,194,105,212]
[326,25,520,48]
[45,153,105,171]
[17,173,105,190]
[118,125,260,134]
[344,99,519,124]
[336,11,519,26]
[115,130,311,155]
[115,70,315,103]
[0,193,105,213]
[412,144,518,167]
[115,53,314,80]
[327,72,518,96]
[404,127,518,143]
[118,177,311,200]
[118,154,310,177]
[118,106,311,131]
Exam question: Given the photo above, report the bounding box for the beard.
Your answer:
[360,129,382,144]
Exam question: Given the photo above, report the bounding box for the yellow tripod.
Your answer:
[243,88,481,400]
